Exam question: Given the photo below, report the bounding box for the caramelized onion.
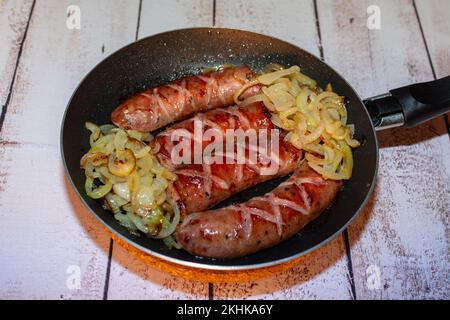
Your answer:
[240,65,360,180]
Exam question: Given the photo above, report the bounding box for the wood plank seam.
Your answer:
[102,239,114,300]
[313,0,324,59]
[105,0,215,300]
[208,283,214,300]
[314,0,357,300]
[213,0,216,27]
[208,0,216,300]
[103,0,144,300]
[412,0,450,137]
[412,0,436,79]
[105,0,214,300]
[343,229,357,300]
[135,0,143,41]
[0,0,36,134]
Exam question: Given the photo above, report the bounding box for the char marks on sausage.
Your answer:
[111,66,260,132]
[175,162,342,259]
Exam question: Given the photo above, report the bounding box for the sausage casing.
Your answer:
[176,163,342,258]
[152,102,274,171]
[111,66,259,132]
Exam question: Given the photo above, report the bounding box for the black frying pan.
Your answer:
[61,28,450,270]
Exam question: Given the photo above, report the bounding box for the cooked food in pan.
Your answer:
[80,124,181,247]
[177,162,342,258]
[80,64,359,258]
[235,64,360,180]
[111,65,260,132]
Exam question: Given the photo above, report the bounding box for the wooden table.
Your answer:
[0,0,448,300]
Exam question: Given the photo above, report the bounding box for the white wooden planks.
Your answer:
[0,0,139,146]
[0,0,140,299]
[106,0,213,300]
[0,145,109,299]
[107,242,209,300]
[0,0,448,300]
[0,0,34,115]
[414,0,450,196]
[415,0,450,79]
[213,0,353,300]
[213,239,353,300]
[138,0,213,38]
[215,0,321,56]
[317,0,450,299]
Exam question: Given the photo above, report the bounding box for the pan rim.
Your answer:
[60,27,379,271]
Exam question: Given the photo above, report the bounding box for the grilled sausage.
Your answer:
[176,162,342,259]
[167,134,302,216]
[152,102,274,171]
[111,66,259,132]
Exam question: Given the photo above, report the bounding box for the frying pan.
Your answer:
[61,28,450,270]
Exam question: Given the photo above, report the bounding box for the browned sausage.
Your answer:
[175,163,342,259]
[152,102,274,171]
[111,66,259,132]
[166,131,302,217]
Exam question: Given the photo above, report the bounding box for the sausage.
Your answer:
[175,163,342,259]
[167,133,302,216]
[152,102,274,171]
[111,66,260,132]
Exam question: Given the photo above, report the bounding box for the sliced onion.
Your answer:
[250,64,359,180]
[86,122,100,146]
[137,154,153,177]
[262,86,294,111]
[257,66,300,85]
[114,213,138,232]
[80,152,108,168]
[155,204,180,239]
[263,63,285,73]
[127,211,149,233]
[239,93,264,108]
[85,177,112,199]
[163,235,182,249]
[99,124,116,134]
[135,185,155,208]
[105,193,128,214]
[108,149,136,177]
[112,182,130,201]
[126,130,143,140]
[292,72,317,88]
[126,137,151,159]
[233,79,259,104]
[114,129,128,151]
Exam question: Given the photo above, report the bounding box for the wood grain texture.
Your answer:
[0,0,34,114]
[0,0,140,146]
[0,0,448,300]
[107,242,209,300]
[213,0,353,300]
[0,145,109,299]
[138,0,213,38]
[317,0,449,299]
[215,0,321,56]
[414,0,450,79]
[213,239,353,299]
[0,0,140,299]
[415,0,450,169]
[105,0,213,299]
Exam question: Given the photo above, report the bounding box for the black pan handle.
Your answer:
[364,76,450,130]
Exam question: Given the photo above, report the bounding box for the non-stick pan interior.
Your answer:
[61,28,378,269]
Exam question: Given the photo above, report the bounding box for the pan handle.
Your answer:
[364,76,450,130]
